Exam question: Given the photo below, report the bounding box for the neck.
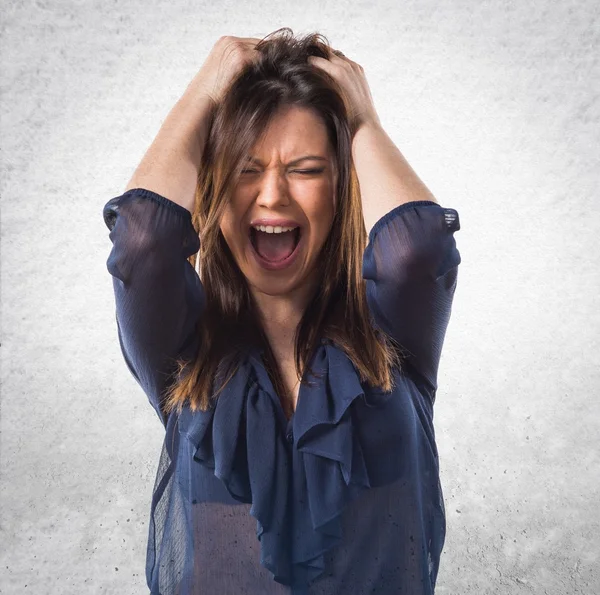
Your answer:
[250,272,319,352]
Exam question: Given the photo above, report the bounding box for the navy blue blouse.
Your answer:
[102,187,461,594]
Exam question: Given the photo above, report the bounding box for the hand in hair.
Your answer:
[308,50,381,135]
[187,35,263,106]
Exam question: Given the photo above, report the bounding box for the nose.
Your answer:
[255,169,291,209]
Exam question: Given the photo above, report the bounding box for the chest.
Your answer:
[268,351,301,420]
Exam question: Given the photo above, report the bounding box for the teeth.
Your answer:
[252,224,298,234]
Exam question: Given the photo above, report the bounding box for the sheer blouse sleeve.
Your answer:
[102,187,205,426]
[362,200,461,394]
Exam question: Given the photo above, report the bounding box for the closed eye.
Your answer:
[241,168,325,175]
[294,169,325,174]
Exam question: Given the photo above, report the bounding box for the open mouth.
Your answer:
[249,226,302,264]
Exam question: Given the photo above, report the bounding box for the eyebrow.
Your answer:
[246,155,328,166]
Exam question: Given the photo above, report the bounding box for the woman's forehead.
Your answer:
[247,106,333,157]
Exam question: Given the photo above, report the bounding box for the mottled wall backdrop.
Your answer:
[1,1,598,594]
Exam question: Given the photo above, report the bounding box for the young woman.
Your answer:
[102,28,461,595]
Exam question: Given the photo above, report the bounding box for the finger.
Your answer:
[307,55,330,71]
[309,53,344,68]
[239,37,265,46]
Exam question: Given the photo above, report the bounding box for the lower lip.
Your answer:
[249,229,303,271]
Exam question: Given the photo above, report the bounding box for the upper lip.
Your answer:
[249,218,301,228]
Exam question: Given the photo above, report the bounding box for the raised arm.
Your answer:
[102,36,268,425]
[123,80,214,213]
[124,36,263,212]
[354,123,461,395]
[103,38,264,425]
[102,67,215,425]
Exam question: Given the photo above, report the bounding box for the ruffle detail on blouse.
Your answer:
[287,343,375,590]
[176,341,398,590]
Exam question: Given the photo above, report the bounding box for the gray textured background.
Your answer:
[2,1,599,594]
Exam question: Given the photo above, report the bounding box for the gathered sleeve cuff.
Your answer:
[102,188,205,426]
[362,200,461,393]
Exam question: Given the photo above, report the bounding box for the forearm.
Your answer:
[352,122,437,235]
[125,87,214,214]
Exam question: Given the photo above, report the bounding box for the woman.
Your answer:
[102,28,461,595]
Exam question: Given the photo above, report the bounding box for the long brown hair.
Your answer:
[162,27,404,417]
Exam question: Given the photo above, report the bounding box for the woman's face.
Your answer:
[220,105,338,299]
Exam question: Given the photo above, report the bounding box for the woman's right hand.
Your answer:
[187,36,263,106]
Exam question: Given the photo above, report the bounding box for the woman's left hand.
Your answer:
[308,50,382,135]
